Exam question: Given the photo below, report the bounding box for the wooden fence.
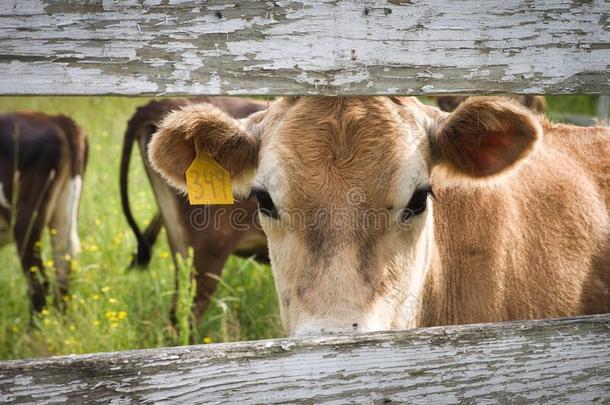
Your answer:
[1,315,609,403]
[0,0,609,403]
[1,0,609,96]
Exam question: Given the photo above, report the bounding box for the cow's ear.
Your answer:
[430,97,541,179]
[149,103,259,197]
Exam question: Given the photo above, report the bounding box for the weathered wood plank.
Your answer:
[0,315,608,403]
[1,0,609,96]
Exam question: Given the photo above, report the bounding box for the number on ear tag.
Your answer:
[185,150,234,205]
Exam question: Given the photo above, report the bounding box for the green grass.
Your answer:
[0,95,603,360]
[0,96,281,360]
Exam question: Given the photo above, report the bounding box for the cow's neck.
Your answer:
[412,200,507,328]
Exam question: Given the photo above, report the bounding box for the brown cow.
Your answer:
[120,97,268,324]
[149,96,609,336]
[434,95,547,114]
[0,112,88,311]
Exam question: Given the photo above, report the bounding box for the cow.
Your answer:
[434,95,547,114]
[149,96,609,336]
[120,97,269,324]
[0,112,88,312]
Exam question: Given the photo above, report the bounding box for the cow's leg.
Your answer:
[49,174,82,301]
[15,215,49,312]
[168,242,233,340]
[167,233,238,330]
[191,246,234,325]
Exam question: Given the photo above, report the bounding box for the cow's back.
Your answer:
[426,120,610,325]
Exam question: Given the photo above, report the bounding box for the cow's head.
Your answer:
[149,96,541,336]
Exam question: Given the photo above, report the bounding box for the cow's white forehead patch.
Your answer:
[0,182,10,209]
[255,144,290,207]
[391,126,431,207]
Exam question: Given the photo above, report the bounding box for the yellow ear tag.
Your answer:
[185,150,234,205]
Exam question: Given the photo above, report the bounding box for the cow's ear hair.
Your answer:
[430,97,541,179]
[149,103,259,197]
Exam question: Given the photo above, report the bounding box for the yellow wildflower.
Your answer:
[117,311,127,320]
[203,336,214,344]
[11,325,19,333]
[41,308,49,316]
[110,322,119,329]
[93,320,101,326]
[100,286,110,293]
[108,297,118,304]
[43,319,51,326]
[44,259,54,268]
[95,218,101,226]
[159,251,170,258]
[29,266,38,273]
[62,295,71,303]
[50,228,58,236]
[34,241,43,248]
[88,244,99,252]
[92,294,100,301]
[69,325,76,332]
[105,311,116,321]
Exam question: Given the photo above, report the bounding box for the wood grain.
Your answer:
[1,0,609,96]
[1,315,608,403]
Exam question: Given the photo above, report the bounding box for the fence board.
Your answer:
[0,315,609,404]
[1,0,609,96]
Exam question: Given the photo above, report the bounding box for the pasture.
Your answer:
[0,95,603,360]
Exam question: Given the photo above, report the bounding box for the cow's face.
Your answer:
[150,96,541,336]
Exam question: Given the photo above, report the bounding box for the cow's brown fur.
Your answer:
[0,112,88,311]
[150,96,609,335]
[120,97,268,324]
[434,95,547,114]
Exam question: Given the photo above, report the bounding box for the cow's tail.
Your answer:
[52,114,89,178]
[120,107,156,269]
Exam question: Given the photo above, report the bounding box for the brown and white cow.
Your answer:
[120,97,268,324]
[0,112,88,311]
[149,96,609,336]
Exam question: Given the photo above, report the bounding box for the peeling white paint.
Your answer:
[1,61,159,95]
[330,68,370,86]
[1,316,608,403]
[0,1,607,95]
[227,87,271,95]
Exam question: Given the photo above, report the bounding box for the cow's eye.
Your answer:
[400,186,433,222]
[251,187,278,219]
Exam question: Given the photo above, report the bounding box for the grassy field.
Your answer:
[0,95,605,360]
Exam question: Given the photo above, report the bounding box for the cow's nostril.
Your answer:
[352,323,358,329]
